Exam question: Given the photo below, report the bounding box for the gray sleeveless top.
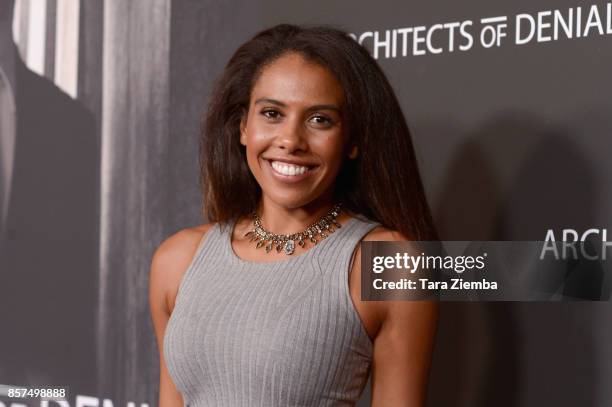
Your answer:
[164,214,381,406]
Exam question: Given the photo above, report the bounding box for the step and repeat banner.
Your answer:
[0,0,610,406]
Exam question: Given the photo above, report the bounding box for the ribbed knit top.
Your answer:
[163,214,381,406]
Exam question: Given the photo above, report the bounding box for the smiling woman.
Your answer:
[149,24,439,407]
[239,52,351,211]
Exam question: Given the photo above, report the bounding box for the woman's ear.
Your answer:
[239,116,247,146]
[348,145,358,159]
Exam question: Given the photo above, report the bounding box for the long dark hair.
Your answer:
[201,24,438,241]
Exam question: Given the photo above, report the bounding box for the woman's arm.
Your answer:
[370,300,438,406]
[358,229,439,407]
[149,226,212,406]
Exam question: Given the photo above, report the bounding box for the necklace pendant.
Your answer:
[284,239,295,255]
[249,202,342,256]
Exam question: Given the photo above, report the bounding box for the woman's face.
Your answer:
[240,52,356,210]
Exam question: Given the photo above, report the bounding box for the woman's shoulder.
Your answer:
[346,212,411,242]
[153,223,217,265]
[149,222,217,313]
[361,226,410,242]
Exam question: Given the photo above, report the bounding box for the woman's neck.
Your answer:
[255,195,343,235]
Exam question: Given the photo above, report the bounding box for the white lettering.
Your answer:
[516,13,536,44]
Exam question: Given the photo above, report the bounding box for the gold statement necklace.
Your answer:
[244,203,343,255]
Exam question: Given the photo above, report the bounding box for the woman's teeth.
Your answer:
[270,161,311,176]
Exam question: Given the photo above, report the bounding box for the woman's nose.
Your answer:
[274,119,307,152]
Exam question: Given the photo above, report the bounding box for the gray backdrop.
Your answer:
[0,0,610,406]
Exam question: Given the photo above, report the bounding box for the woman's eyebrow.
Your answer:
[307,104,341,113]
[254,98,341,113]
[255,98,287,107]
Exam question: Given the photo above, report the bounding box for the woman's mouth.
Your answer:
[264,159,319,183]
[271,160,312,175]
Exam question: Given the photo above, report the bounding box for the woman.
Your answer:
[150,24,438,406]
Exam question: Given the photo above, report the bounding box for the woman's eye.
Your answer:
[261,109,281,120]
[310,115,333,126]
